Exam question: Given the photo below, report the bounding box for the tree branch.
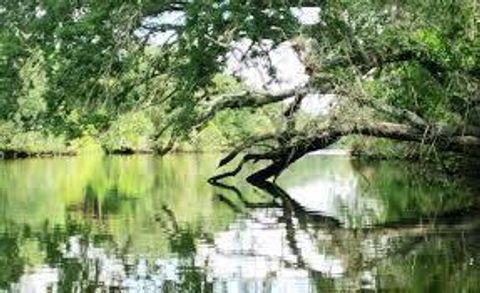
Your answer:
[211,121,480,183]
[195,86,310,126]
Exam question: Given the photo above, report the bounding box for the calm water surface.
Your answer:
[0,154,479,292]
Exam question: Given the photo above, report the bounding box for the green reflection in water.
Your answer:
[279,155,477,227]
[0,154,478,291]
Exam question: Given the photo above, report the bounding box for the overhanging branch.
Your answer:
[210,121,480,183]
[195,86,310,126]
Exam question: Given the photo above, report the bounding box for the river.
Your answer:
[0,154,478,292]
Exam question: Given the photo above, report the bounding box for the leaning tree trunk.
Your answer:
[210,121,480,184]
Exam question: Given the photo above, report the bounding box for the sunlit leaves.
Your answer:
[17,49,48,124]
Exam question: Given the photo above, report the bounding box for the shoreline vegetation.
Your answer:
[0,134,438,159]
[1,133,477,178]
[0,126,474,160]
[1,1,479,182]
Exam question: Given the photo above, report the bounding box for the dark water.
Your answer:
[0,154,479,292]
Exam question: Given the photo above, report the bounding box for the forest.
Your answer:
[2,1,479,174]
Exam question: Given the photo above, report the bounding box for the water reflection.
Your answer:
[0,154,478,292]
[278,156,477,227]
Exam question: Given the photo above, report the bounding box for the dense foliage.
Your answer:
[0,1,479,160]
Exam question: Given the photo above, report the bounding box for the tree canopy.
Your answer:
[1,0,479,178]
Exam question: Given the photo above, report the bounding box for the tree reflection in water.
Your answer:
[0,154,478,292]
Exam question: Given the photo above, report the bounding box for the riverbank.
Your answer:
[0,149,76,160]
[2,130,479,180]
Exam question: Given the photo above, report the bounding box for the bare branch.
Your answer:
[195,86,310,126]
[218,134,280,167]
